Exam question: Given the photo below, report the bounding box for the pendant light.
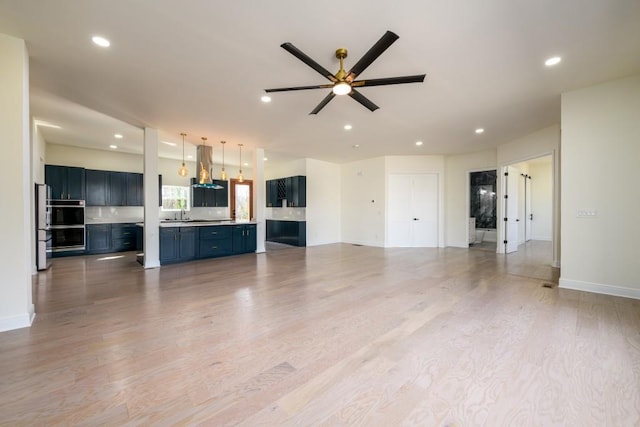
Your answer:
[220,141,227,180]
[178,132,188,177]
[199,137,210,184]
[237,144,244,183]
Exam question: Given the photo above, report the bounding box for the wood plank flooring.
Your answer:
[1,241,638,426]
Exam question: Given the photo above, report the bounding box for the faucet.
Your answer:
[180,209,185,220]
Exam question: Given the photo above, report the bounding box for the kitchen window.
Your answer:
[161,185,190,211]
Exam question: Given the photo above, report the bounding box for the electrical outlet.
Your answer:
[576,209,597,218]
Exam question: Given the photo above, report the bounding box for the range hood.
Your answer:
[193,144,223,189]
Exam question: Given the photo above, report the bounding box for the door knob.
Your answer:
[413,218,419,221]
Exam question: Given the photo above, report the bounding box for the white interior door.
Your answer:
[388,174,438,247]
[504,166,519,253]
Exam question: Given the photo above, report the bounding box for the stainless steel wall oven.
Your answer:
[49,200,85,252]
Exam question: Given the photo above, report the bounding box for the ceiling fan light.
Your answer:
[332,82,352,96]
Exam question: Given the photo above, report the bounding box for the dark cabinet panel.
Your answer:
[266,220,306,247]
[126,173,143,206]
[85,169,109,206]
[191,178,229,207]
[160,227,196,264]
[45,165,86,200]
[232,224,257,254]
[109,172,127,206]
[86,170,144,207]
[198,226,233,258]
[266,176,306,207]
[266,180,279,207]
[86,224,111,253]
[86,223,138,254]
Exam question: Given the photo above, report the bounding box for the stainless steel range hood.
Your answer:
[193,144,223,189]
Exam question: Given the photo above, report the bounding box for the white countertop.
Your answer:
[136,220,258,227]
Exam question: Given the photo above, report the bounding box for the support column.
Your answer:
[0,34,34,331]
[253,148,266,253]
[143,128,160,268]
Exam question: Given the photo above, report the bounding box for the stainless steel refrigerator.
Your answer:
[35,183,52,270]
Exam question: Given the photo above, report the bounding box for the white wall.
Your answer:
[306,158,341,246]
[341,157,386,246]
[560,74,640,299]
[444,149,497,247]
[530,160,553,241]
[0,34,34,332]
[265,158,306,180]
[385,156,446,247]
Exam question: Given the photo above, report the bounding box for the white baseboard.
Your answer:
[552,260,561,268]
[0,311,35,333]
[559,278,640,300]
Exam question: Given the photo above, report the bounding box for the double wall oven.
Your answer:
[49,199,85,252]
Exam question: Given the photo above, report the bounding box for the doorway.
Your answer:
[468,169,498,252]
[230,179,253,221]
[500,154,555,262]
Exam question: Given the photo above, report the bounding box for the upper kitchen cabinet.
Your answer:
[266,175,306,207]
[85,169,144,206]
[191,178,229,208]
[85,169,109,205]
[286,175,306,207]
[45,165,85,200]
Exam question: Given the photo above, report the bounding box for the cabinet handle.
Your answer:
[211,246,217,249]
[211,232,217,235]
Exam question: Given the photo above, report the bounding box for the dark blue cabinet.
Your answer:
[198,226,232,258]
[266,220,306,247]
[191,179,229,207]
[160,227,196,264]
[232,224,257,254]
[86,224,111,253]
[86,223,138,254]
[45,165,85,200]
[111,223,137,252]
[85,170,143,206]
[85,169,109,205]
[265,176,305,207]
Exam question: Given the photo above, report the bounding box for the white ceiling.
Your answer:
[2,0,640,165]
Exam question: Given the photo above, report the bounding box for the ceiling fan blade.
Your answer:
[346,31,399,81]
[281,42,337,82]
[265,83,334,93]
[309,92,336,115]
[349,89,379,112]
[352,74,426,88]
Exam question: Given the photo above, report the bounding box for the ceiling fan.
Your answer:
[264,31,426,114]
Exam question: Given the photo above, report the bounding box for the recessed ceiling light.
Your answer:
[187,155,193,159]
[161,140,177,146]
[114,133,123,139]
[261,95,271,103]
[344,124,353,130]
[263,157,268,161]
[244,162,249,166]
[352,144,360,148]
[92,36,110,48]
[475,128,485,134]
[545,56,562,67]
[109,145,118,149]
[415,141,423,146]
[34,120,61,129]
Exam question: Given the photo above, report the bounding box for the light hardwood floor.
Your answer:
[1,241,638,426]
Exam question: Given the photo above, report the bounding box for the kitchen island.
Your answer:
[137,220,257,265]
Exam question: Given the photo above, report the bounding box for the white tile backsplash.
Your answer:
[85,206,144,224]
[266,207,306,221]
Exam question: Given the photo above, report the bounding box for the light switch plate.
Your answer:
[576,209,597,218]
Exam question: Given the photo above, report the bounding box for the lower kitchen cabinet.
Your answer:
[86,223,138,254]
[86,224,111,253]
[266,220,306,247]
[232,224,257,254]
[160,227,196,264]
[198,226,233,258]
